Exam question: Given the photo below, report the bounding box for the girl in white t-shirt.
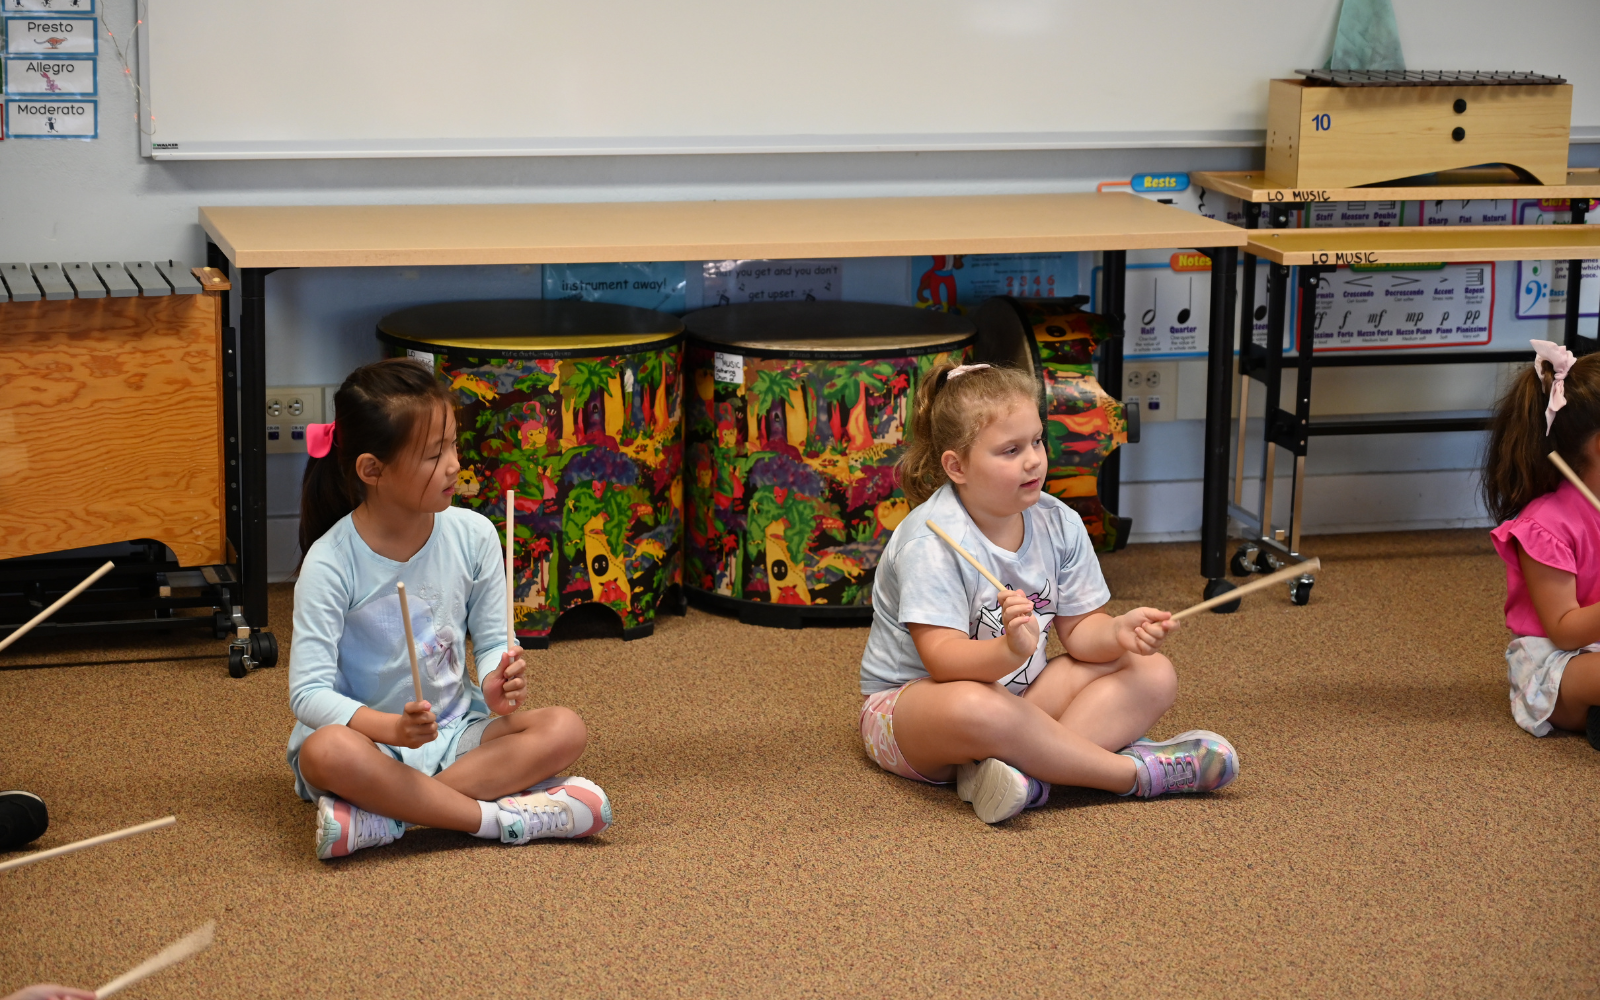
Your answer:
[859,362,1239,824]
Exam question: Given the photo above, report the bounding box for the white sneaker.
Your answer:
[316,795,405,860]
[955,758,1049,824]
[497,776,612,843]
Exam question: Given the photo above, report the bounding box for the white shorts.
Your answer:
[1505,636,1600,737]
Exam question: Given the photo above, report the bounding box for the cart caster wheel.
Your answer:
[228,645,249,678]
[1230,545,1259,577]
[1202,578,1241,614]
[1289,576,1314,606]
[250,632,279,669]
[1254,549,1283,574]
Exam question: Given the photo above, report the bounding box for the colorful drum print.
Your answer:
[377,300,685,647]
[682,301,975,627]
[974,296,1130,552]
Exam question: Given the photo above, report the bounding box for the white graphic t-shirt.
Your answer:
[287,505,509,789]
[860,484,1110,695]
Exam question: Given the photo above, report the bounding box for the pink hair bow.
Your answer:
[946,363,991,381]
[306,422,337,459]
[1531,340,1577,434]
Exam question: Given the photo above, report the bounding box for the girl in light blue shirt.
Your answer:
[858,362,1240,824]
[289,359,610,860]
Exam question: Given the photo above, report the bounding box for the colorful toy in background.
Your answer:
[975,296,1129,552]
[682,302,974,625]
[378,301,684,646]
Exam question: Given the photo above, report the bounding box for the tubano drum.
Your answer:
[973,296,1130,552]
[682,301,974,628]
[377,300,684,647]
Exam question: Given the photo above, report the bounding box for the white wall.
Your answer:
[4,0,1598,578]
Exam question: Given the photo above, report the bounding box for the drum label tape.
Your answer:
[712,351,744,384]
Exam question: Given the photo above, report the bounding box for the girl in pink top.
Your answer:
[1485,340,1600,743]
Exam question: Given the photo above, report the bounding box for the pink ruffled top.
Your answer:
[1489,481,1600,636]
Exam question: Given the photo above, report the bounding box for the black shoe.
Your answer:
[0,790,48,851]
[1588,707,1600,752]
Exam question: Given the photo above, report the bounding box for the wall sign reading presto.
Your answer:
[3,15,96,54]
[1307,263,1494,351]
[4,97,95,137]
[2,53,95,94]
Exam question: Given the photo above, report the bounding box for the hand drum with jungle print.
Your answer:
[378,300,685,647]
[682,301,974,628]
[973,296,1130,552]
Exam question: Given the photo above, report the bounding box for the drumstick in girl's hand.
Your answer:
[1170,558,1321,621]
[504,489,518,709]
[926,521,1005,591]
[94,920,215,999]
[0,560,115,654]
[1549,451,1600,514]
[0,816,176,874]
[395,582,423,704]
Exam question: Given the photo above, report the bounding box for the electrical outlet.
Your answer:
[1122,361,1179,424]
[265,386,325,454]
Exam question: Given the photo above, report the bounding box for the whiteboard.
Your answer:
[137,0,1600,160]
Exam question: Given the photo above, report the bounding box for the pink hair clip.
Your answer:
[1531,339,1576,433]
[306,422,337,459]
[945,363,991,381]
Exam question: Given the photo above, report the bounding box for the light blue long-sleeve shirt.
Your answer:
[286,505,509,770]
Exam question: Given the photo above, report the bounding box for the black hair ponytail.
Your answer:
[298,357,454,558]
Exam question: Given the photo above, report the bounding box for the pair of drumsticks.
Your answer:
[394,488,520,709]
[925,521,1319,620]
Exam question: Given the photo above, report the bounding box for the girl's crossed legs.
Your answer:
[890,649,1176,792]
[297,707,586,833]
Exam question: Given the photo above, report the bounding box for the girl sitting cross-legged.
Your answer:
[288,358,611,860]
[858,362,1239,824]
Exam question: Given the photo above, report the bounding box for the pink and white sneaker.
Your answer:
[956,758,1051,824]
[497,776,611,843]
[315,795,405,860]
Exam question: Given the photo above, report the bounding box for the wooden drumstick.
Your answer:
[94,920,215,999]
[1549,451,1600,514]
[0,816,175,874]
[0,560,115,653]
[926,520,1005,591]
[1170,558,1321,621]
[395,582,423,704]
[504,489,518,709]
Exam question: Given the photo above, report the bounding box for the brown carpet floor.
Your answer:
[2,530,1597,998]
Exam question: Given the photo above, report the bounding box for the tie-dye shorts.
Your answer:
[859,681,946,784]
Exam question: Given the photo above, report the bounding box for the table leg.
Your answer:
[1098,249,1127,517]
[207,242,242,601]
[1234,204,1262,507]
[1566,198,1591,355]
[238,268,270,633]
[1199,245,1238,595]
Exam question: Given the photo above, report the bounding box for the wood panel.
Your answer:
[1244,224,1600,266]
[1192,168,1600,205]
[1265,78,1572,190]
[0,294,226,566]
[199,193,1247,269]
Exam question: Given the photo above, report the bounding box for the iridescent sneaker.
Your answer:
[315,795,405,860]
[1118,731,1238,797]
[497,776,612,843]
[955,758,1051,824]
